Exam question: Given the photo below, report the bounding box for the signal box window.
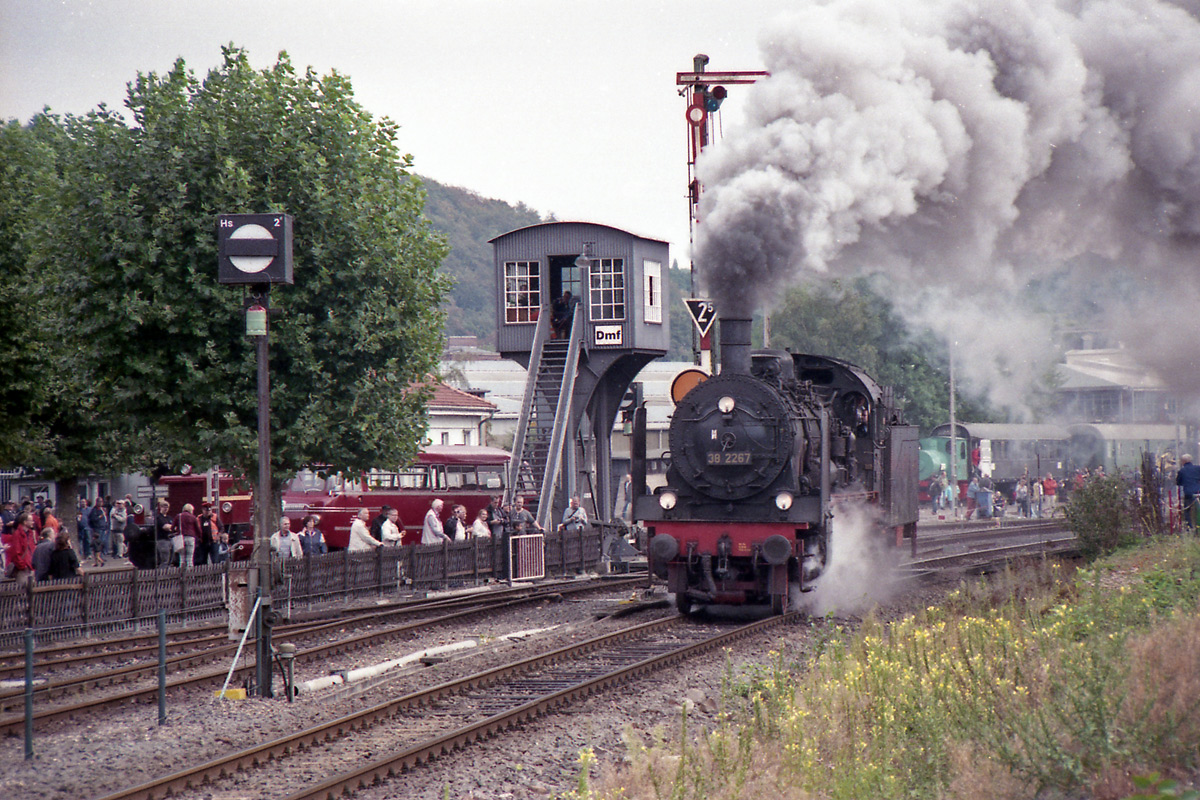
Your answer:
[589,258,625,322]
[504,261,541,323]
[643,260,662,324]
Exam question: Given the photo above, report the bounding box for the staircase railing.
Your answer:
[507,310,549,501]
[536,303,583,531]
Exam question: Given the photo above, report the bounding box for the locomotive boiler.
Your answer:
[633,317,918,614]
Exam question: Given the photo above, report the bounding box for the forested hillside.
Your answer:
[421,178,543,341]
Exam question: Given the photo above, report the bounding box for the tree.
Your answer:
[0,119,74,468]
[39,47,450,490]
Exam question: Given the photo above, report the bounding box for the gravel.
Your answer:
[0,570,966,800]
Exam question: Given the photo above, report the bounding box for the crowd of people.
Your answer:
[330,493,586,553]
[2,489,599,582]
[0,493,237,584]
[927,469,1063,520]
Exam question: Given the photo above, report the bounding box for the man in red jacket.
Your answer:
[5,511,37,587]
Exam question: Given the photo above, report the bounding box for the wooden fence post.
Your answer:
[80,572,89,629]
[130,570,139,625]
[375,546,384,596]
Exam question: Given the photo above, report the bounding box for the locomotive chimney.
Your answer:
[719,317,752,375]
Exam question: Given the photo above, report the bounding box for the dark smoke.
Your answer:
[695,0,1200,404]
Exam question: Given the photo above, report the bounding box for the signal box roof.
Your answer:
[489,221,667,245]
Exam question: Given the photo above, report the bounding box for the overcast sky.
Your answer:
[1,0,796,268]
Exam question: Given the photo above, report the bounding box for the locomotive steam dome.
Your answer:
[668,372,792,501]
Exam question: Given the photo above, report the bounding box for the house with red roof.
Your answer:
[425,382,498,447]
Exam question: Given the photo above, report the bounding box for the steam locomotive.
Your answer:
[633,318,918,614]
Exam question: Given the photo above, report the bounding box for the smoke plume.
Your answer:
[695,0,1200,399]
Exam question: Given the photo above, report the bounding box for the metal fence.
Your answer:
[0,529,604,647]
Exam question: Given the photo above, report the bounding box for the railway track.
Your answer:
[909,518,1076,572]
[0,576,644,680]
[93,611,794,800]
[0,575,647,734]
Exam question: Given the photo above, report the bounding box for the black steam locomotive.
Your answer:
[633,318,918,614]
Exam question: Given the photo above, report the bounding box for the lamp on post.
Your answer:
[574,242,594,270]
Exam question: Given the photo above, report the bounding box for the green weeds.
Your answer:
[572,537,1200,800]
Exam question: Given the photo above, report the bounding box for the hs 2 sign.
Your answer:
[217,214,294,285]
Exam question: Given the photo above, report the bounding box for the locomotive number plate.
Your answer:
[706,451,752,465]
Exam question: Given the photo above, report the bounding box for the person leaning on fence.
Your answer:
[380,507,404,546]
[370,505,391,543]
[270,518,304,559]
[48,530,83,580]
[509,496,541,535]
[472,508,491,538]
[559,496,588,532]
[349,507,384,551]
[422,499,451,544]
[447,504,469,541]
[33,527,54,582]
[486,494,507,537]
[299,514,328,555]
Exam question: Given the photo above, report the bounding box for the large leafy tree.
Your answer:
[37,46,450,485]
[0,121,57,465]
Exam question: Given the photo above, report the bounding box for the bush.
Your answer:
[1066,475,1143,560]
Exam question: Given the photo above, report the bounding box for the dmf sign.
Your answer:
[593,325,623,346]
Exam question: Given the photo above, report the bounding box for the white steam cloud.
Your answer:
[799,503,902,616]
[695,0,1200,402]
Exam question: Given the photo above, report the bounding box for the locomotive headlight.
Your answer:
[658,491,678,510]
[774,491,794,511]
[717,395,736,414]
[221,501,233,514]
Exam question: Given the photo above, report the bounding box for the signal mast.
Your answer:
[676,55,767,366]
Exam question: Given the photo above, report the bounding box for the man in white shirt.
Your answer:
[270,518,304,559]
[349,508,383,551]
[421,499,450,544]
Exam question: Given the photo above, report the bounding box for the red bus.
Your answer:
[282,445,518,548]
